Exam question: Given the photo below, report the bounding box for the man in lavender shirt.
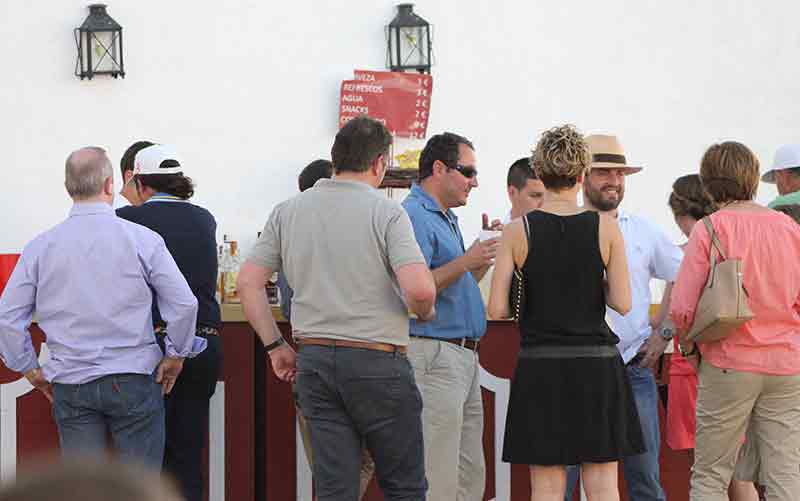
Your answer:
[0,147,204,467]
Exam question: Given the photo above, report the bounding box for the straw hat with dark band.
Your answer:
[585,134,642,175]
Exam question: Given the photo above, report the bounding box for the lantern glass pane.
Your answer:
[90,31,121,73]
[399,27,428,68]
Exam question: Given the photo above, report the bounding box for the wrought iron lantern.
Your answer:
[386,4,432,74]
[74,4,125,80]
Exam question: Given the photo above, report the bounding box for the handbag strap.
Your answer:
[702,216,750,298]
[702,217,727,261]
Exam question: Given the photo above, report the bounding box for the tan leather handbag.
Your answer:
[685,217,754,343]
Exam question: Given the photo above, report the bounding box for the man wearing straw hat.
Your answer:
[565,135,681,501]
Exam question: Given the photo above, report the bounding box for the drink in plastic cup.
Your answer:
[479,230,501,242]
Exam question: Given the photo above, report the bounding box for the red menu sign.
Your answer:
[339,70,433,139]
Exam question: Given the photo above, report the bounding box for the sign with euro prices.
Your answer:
[339,70,433,139]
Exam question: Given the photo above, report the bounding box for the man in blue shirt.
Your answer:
[403,132,498,501]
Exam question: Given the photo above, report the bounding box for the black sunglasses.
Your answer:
[451,164,478,179]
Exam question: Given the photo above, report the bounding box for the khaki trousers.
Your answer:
[691,361,800,501]
[407,337,486,501]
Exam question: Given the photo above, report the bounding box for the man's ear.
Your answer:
[432,159,448,178]
[104,176,114,196]
[371,154,384,176]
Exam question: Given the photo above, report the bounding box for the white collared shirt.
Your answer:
[608,208,683,363]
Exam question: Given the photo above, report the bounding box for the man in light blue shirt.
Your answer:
[0,147,203,468]
[402,132,497,501]
[565,135,681,501]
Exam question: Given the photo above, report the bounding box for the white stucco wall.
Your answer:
[0,1,793,255]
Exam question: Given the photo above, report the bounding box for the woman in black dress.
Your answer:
[489,125,643,501]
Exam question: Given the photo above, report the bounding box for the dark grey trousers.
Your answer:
[296,344,427,501]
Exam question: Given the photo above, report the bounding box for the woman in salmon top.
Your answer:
[665,174,758,501]
[670,142,800,501]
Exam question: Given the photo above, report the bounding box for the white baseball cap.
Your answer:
[762,144,800,183]
[133,144,184,175]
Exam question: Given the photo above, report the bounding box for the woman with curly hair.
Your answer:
[489,125,643,501]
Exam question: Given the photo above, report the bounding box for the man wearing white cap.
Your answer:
[762,144,800,209]
[564,135,681,501]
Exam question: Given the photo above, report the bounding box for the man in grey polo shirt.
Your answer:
[237,116,436,501]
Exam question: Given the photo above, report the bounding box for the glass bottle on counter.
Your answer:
[223,240,242,303]
[215,244,224,303]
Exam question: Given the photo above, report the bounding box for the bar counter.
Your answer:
[0,306,690,501]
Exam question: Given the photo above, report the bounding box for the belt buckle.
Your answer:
[459,337,467,348]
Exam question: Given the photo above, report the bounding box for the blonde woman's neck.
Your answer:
[540,186,582,215]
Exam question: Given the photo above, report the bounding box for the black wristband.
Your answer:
[680,343,699,357]
[264,336,286,353]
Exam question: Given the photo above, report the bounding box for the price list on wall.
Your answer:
[339,69,433,139]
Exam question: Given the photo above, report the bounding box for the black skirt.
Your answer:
[502,345,645,465]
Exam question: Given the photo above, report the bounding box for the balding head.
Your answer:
[65,147,113,201]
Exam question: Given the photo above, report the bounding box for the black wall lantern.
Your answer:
[386,4,432,74]
[74,4,125,80]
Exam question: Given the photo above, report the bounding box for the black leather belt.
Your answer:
[412,335,480,352]
[155,326,219,337]
[197,326,219,337]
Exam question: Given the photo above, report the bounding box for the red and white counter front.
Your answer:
[0,304,691,501]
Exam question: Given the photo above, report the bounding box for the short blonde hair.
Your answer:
[699,142,760,204]
[532,125,590,191]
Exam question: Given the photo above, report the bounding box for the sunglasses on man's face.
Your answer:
[451,164,478,179]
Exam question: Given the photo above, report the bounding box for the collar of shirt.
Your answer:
[69,202,115,217]
[768,190,800,209]
[616,207,630,222]
[409,183,458,223]
[317,178,375,192]
[145,192,188,204]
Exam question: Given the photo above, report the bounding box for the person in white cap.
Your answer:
[762,144,800,209]
[117,144,222,501]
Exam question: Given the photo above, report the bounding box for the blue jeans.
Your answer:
[565,364,665,501]
[296,344,427,501]
[52,373,165,469]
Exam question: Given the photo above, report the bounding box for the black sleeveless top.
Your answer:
[518,211,619,347]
